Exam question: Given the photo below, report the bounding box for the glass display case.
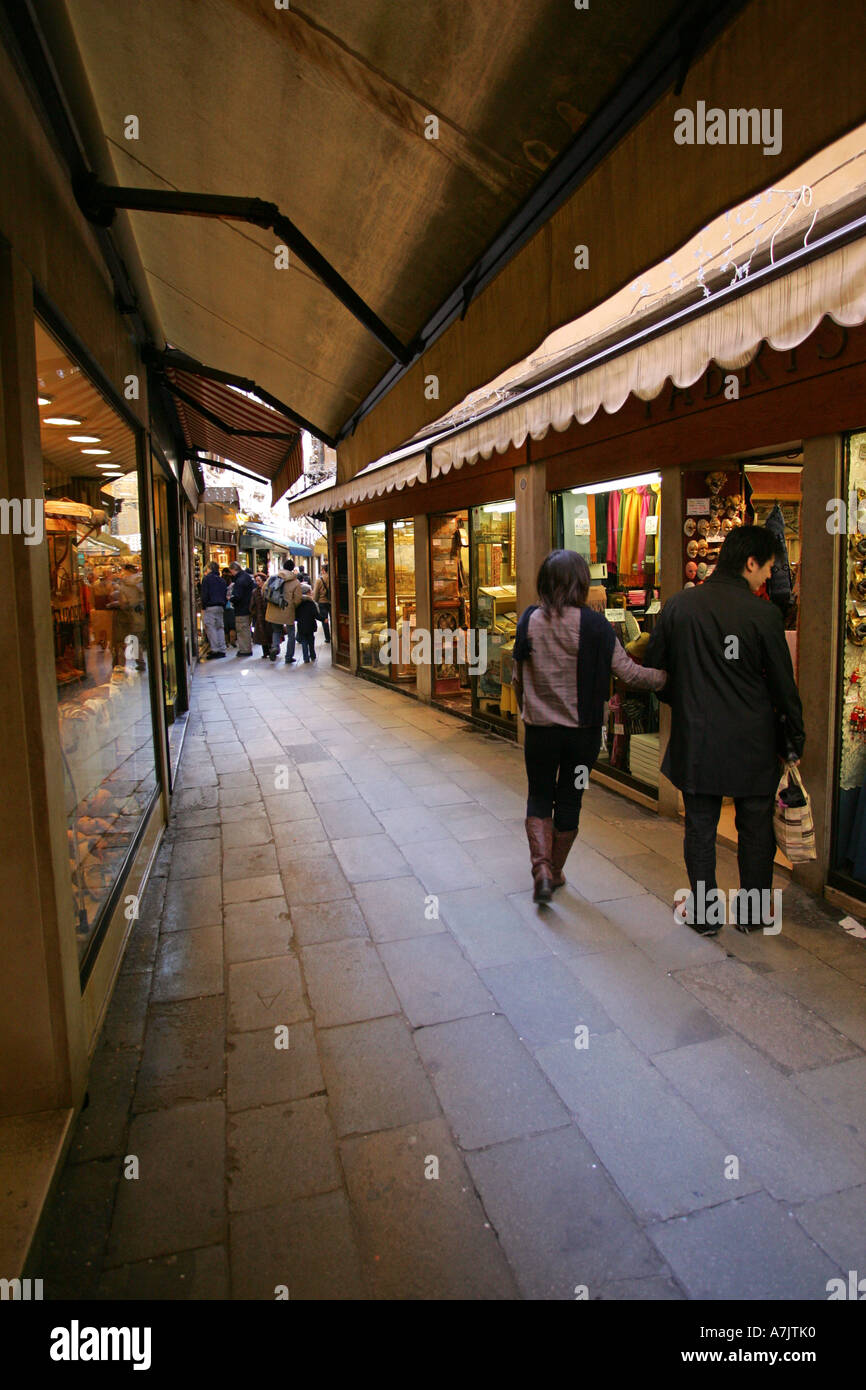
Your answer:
[470,501,518,730]
[833,430,866,897]
[392,519,417,681]
[554,472,661,792]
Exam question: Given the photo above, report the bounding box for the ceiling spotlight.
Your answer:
[38,395,53,406]
[68,434,101,443]
[81,448,111,455]
[43,416,83,426]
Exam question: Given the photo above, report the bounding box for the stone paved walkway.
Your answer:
[39,654,866,1299]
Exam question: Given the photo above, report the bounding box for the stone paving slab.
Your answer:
[480,954,616,1048]
[106,1100,225,1266]
[290,896,370,946]
[227,955,307,1033]
[792,1055,866,1146]
[379,933,497,1026]
[134,996,225,1111]
[97,1244,229,1300]
[227,1021,324,1113]
[565,943,725,1056]
[226,1096,341,1213]
[414,1014,570,1151]
[674,958,862,1071]
[535,1031,762,1221]
[152,926,224,1002]
[792,1184,866,1272]
[654,1035,866,1203]
[647,1192,842,1301]
[230,1190,367,1300]
[318,1016,440,1136]
[300,937,400,1027]
[340,1118,518,1300]
[41,1158,121,1299]
[438,887,552,969]
[224,896,293,963]
[354,876,445,941]
[162,873,222,931]
[466,1125,668,1300]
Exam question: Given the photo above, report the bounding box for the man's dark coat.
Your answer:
[643,570,804,797]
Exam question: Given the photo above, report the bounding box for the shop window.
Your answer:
[392,519,416,682]
[36,316,158,963]
[152,465,178,721]
[355,522,388,672]
[354,519,417,682]
[429,511,472,712]
[554,472,661,793]
[834,430,866,893]
[470,501,518,730]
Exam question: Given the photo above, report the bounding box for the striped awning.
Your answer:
[163,367,304,501]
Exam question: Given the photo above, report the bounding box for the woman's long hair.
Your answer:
[537,549,590,615]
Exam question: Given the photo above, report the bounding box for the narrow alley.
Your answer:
[39,655,866,1301]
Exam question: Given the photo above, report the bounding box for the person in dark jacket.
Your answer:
[249,571,272,658]
[644,525,805,934]
[512,550,667,903]
[294,583,319,663]
[200,561,227,659]
[228,562,255,656]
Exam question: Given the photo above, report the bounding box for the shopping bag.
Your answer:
[773,763,817,862]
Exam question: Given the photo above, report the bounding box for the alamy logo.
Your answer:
[0,498,43,545]
[377,622,488,675]
[826,1271,866,1299]
[50,1320,152,1371]
[674,101,782,157]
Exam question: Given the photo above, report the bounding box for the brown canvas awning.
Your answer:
[37,0,866,486]
[162,367,303,501]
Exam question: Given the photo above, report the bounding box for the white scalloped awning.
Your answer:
[289,447,426,517]
[430,238,866,477]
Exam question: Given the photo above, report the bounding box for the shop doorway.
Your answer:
[332,513,351,668]
[354,518,417,685]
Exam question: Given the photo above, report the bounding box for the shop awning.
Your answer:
[288,447,427,519]
[161,367,304,501]
[428,236,866,476]
[36,1,866,489]
[239,521,311,557]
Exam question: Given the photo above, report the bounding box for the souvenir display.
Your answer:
[685,560,697,579]
[686,539,699,558]
[683,518,696,536]
[696,518,709,537]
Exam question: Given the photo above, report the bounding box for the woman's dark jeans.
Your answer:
[524,724,603,830]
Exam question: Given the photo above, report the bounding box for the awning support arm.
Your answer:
[74,176,412,367]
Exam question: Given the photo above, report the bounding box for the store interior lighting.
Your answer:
[68,435,101,443]
[43,415,82,426]
[482,500,516,512]
[574,472,661,496]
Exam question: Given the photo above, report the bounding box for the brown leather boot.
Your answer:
[525,817,555,903]
[551,827,578,889]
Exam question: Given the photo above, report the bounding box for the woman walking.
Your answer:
[512,550,667,903]
[250,571,272,659]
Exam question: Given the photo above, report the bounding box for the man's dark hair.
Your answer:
[208,560,219,574]
[537,548,590,614]
[285,557,295,571]
[715,524,783,576]
[228,561,241,572]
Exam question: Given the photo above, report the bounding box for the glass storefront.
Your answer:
[429,510,472,714]
[36,316,159,963]
[470,500,518,730]
[553,472,662,792]
[833,429,866,895]
[354,519,417,681]
[152,465,178,722]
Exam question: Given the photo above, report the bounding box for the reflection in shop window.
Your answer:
[36,317,158,963]
[554,473,662,792]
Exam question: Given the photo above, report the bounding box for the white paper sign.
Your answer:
[687,498,710,515]
[590,563,607,579]
[646,600,661,615]
[605,608,625,623]
[839,915,866,938]
[573,516,590,536]
[645,515,659,535]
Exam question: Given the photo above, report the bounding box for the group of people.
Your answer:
[199,557,330,665]
[513,525,804,933]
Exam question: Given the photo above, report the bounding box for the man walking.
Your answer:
[264,557,302,664]
[228,561,255,656]
[200,561,227,660]
[644,525,805,934]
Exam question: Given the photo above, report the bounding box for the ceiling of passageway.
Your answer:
[60,0,683,457]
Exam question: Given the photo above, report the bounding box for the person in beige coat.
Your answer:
[312,562,331,643]
[264,559,302,663]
